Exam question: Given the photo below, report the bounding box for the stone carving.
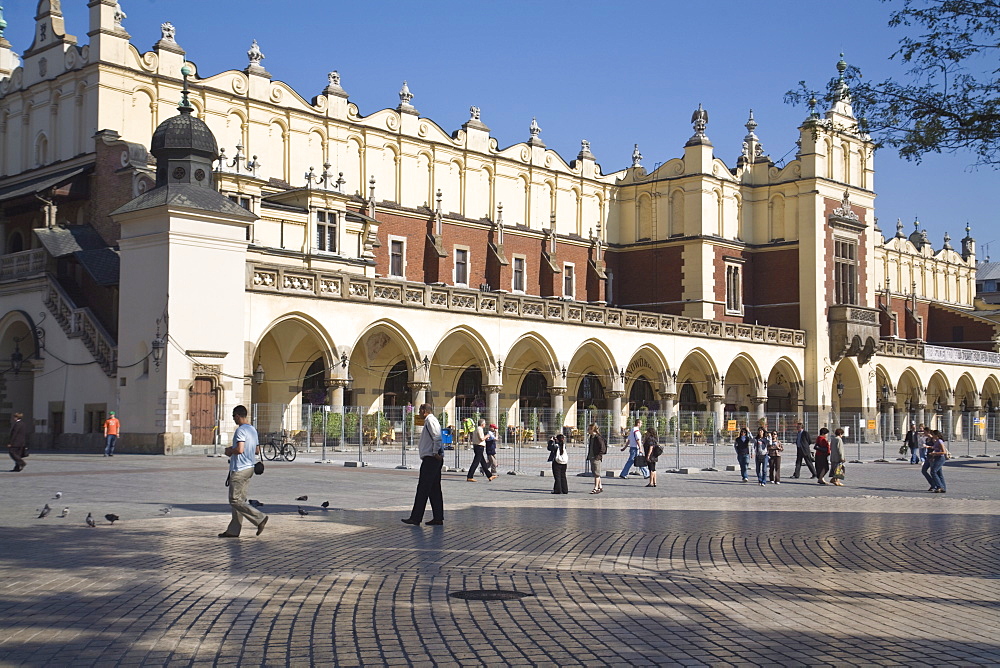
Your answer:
[405,289,424,304]
[160,23,176,42]
[430,291,447,306]
[252,271,276,287]
[691,103,708,136]
[366,332,390,360]
[831,190,860,222]
[247,39,265,67]
[113,3,127,28]
[349,282,369,298]
[529,117,541,139]
[328,71,340,87]
[373,286,401,301]
[631,144,642,168]
[399,80,413,105]
[469,105,480,120]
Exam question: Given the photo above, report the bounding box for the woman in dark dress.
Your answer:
[814,427,831,485]
[643,427,660,487]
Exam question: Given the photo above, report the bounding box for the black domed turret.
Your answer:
[150,65,218,188]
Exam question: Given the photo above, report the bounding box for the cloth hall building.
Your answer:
[1,1,998,452]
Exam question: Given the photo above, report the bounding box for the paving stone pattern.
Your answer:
[0,454,998,666]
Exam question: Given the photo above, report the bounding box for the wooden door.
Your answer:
[189,377,217,445]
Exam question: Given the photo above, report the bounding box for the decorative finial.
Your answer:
[965,223,972,237]
[399,80,413,105]
[895,218,905,238]
[247,39,265,67]
[469,105,480,121]
[741,109,764,163]
[914,217,920,230]
[745,109,757,134]
[692,103,709,137]
[369,175,376,201]
[160,22,176,42]
[943,232,953,250]
[837,53,847,76]
[435,188,442,212]
[112,2,126,29]
[178,64,193,114]
[631,144,642,168]
[328,71,341,87]
[530,117,541,138]
[577,139,594,161]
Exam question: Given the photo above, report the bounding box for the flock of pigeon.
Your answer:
[37,491,332,526]
[35,491,120,527]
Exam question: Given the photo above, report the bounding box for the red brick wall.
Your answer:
[90,139,146,246]
[374,211,594,298]
[927,303,996,351]
[745,247,800,328]
[606,245,684,314]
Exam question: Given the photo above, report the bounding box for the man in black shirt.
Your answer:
[791,422,816,479]
[7,412,27,472]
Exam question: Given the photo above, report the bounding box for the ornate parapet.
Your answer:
[246,263,806,348]
[876,339,924,359]
[829,304,879,365]
[924,345,1000,369]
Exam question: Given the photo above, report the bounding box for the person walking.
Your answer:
[814,427,831,484]
[485,423,498,477]
[643,427,660,487]
[551,433,569,494]
[219,405,268,538]
[768,430,784,484]
[103,411,121,457]
[829,427,846,486]
[904,423,921,464]
[467,418,495,481]
[734,427,752,482]
[753,427,770,486]
[917,423,928,463]
[619,418,648,479]
[7,411,27,472]
[791,422,817,478]
[925,429,949,493]
[402,404,445,526]
[587,422,606,494]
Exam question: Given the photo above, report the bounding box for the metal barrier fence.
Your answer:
[249,404,1000,473]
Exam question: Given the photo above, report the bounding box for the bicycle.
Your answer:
[263,434,297,462]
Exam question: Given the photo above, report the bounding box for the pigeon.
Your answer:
[86,513,96,528]
[295,495,308,501]
[297,506,309,516]
[105,513,120,525]
[53,492,63,500]
[38,504,51,519]
[321,501,330,509]
[249,499,264,508]
[159,506,172,515]
[60,507,69,518]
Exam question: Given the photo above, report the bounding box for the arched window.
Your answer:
[382,360,411,407]
[7,230,25,254]
[578,372,607,409]
[628,375,656,411]
[302,358,327,405]
[455,366,484,409]
[519,369,550,409]
[678,381,704,412]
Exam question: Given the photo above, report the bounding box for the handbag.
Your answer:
[254,461,265,475]
[898,445,908,455]
[634,454,648,468]
[652,445,663,459]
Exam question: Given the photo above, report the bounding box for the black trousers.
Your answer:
[815,454,830,480]
[552,462,568,493]
[468,445,491,478]
[793,448,816,477]
[409,456,444,522]
[8,446,26,471]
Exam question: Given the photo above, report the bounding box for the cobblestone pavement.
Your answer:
[1,454,998,666]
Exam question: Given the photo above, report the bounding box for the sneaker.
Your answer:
[775,481,780,485]
[742,477,748,482]
[618,475,628,479]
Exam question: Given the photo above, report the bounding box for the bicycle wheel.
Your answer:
[282,443,297,462]
[263,443,280,461]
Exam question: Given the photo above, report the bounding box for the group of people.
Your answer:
[735,423,847,486]
[904,423,950,493]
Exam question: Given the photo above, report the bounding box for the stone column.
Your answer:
[551,387,566,420]
[752,397,766,426]
[916,407,925,429]
[709,394,724,441]
[609,390,624,437]
[408,381,429,409]
[326,379,347,410]
[484,384,502,429]
[662,392,676,424]
[886,404,896,440]
[951,406,962,441]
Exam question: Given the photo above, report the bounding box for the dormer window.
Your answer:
[316,210,338,253]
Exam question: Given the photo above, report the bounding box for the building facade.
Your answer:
[1,1,997,451]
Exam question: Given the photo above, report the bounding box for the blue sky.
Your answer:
[4,0,996,259]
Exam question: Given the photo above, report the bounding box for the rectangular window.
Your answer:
[228,195,251,210]
[512,256,525,292]
[389,239,405,278]
[316,210,337,253]
[455,248,469,286]
[563,263,575,298]
[834,239,858,305]
[725,264,743,314]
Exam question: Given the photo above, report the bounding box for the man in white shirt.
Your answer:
[619,418,648,479]
[219,405,268,538]
[402,404,445,526]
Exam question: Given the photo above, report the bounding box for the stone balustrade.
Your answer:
[248,263,806,348]
[44,276,117,376]
[0,249,46,282]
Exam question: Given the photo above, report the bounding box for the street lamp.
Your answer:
[836,378,845,398]
[253,363,265,385]
[9,340,23,374]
